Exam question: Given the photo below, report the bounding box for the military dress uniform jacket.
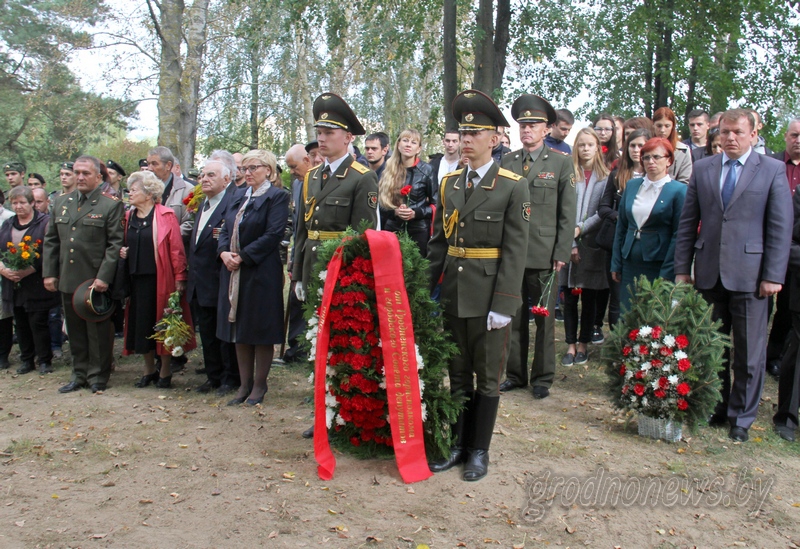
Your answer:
[427,164,530,318]
[291,155,378,284]
[501,147,575,270]
[43,186,125,294]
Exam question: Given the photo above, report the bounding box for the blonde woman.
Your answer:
[559,128,610,365]
[217,150,289,406]
[378,130,437,256]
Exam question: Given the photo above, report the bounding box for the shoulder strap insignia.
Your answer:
[498,167,523,181]
[350,162,369,174]
[547,146,569,156]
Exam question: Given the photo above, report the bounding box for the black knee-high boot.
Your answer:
[429,392,473,472]
[463,393,500,482]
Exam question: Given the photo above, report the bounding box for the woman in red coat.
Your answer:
[121,171,196,388]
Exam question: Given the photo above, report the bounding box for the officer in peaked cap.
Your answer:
[292,92,376,290]
[292,92,378,439]
[427,89,530,481]
[500,94,576,400]
[4,161,26,188]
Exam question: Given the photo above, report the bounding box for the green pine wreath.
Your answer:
[303,226,461,459]
[602,277,730,431]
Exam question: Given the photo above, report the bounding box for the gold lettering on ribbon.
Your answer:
[382,287,419,444]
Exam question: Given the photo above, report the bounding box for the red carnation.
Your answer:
[659,346,673,357]
[601,145,609,154]
[677,399,689,411]
[675,335,689,349]
[654,389,666,399]
[571,288,582,295]
[638,344,649,355]
[350,436,361,447]
[400,185,412,196]
[35,239,42,246]
[678,358,691,372]
[622,385,629,394]
[650,359,663,368]
[651,326,662,339]
[629,329,639,341]
[182,192,194,205]
[635,370,644,380]
[658,376,669,389]
[634,383,645,396]
[676,382,690,396]
[531,306,549,317]
[619,365,626,376]
[622,346,632,357]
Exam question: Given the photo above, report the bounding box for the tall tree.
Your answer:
[146,0,210,168]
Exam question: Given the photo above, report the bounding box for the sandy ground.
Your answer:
[1,332,800,549]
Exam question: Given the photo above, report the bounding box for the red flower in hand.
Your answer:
[400,185,412,196]
[182,192,194,205]
[571,288,582,295]
[531,306,549,317]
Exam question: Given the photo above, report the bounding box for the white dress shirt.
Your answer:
[632,175,671,230]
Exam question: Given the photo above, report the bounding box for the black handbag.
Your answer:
[595,217,616,252]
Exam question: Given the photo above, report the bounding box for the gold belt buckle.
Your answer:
[456,247,466,258]
[309,230,320,240]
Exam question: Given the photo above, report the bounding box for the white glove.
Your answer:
[295,281,306,301]
[487,311,512,331]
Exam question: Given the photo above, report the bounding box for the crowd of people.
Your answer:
[2,90,800,482]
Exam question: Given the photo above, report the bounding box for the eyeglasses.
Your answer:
[242,165,267,173]
[594,127,613,133]
[641,155,666,162]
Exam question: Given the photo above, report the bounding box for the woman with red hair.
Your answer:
[610,137,687,308]
[652,107,692,183]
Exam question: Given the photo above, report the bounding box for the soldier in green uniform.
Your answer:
[500,95,577,399]
[43,155,124,393]
[4,161,25,189]
[292,92,378,300]
[427,90,530,481]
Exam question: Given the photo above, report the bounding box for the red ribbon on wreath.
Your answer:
[313,231,431,483]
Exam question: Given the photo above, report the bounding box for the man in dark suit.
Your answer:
[427,90,529,481]
[773,186,800,442]
[188,160,240,395]
[43,155,124,393]
[500,94,576,399]
[674,109,793,442]
[765,119,800,377]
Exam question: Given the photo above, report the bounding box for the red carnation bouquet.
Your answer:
[530,270,557,317]
[617,325,693,420]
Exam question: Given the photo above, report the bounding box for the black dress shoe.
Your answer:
[135,372,159,388]
[499,380,522,392]
[707,413,728,427]
[194,380,220,393]
[216,384,237,397]
[155,376,172,389]
[729,426,749,442]
[59,381,86,393]
[302,425,314,439]
[39,363,53,374]
[227,395,247,406]
[16,362,35,375]
[0,359,9,370]
[91,383,106,393]
[766,359,781,378]
[532,386,550,399]
[428,447,465,473]
[195,367,208,375]
[462,449,490,481]
[775,424,795,442]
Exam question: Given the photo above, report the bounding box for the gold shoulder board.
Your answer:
[498,167,523,181]
[350,162,369,174]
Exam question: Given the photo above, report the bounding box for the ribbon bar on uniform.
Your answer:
[447,246,502,259]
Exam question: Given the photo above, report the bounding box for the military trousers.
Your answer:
[444,313,511,397]
[62,292,114,386]
[505,268,557,388]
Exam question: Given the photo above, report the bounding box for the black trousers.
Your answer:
[563,288,598,344]
[286,281,306,355]
[774,313,800,429]
[15,307,52,365]
[0,316,13,362]
[193,299,239,386]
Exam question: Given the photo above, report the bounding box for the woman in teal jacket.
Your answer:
[611,137,686,308]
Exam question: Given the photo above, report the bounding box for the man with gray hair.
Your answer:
[187,159,240,395]
[145,146,193,240]
[209,150,238,185]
